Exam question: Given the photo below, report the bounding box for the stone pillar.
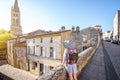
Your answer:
[37,62,40,75]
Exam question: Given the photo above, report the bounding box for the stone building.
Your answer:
[10,0,22,36]
[103,30,112,41]
[26,30,72,76]
[113,10,120,42]
[95,25,102,32]
[71,26,83,52]
[7,38,17,66]
[7,37,27,69]
[80,27,98,48]
[13,41,28,71]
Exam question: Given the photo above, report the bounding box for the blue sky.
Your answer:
[0,0,120,33]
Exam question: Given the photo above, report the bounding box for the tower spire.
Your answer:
[10,0,22,37]
[14,0,19,11]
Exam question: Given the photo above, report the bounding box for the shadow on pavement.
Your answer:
[0,60,7,66]
[0,72,14,80]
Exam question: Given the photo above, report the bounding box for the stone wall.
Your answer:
[37,65,66,80]
[14,47,28,71]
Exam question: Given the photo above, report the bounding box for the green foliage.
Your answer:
[0,29,8,34]
[0,29,13,51]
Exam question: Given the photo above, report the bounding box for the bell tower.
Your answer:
[10,0,22,36]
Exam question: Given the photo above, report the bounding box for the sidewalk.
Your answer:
[78,43,106,80]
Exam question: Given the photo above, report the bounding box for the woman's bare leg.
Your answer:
[73,73,77,80]
[69,74,73,80]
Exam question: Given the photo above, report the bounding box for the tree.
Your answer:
[0,29,13,51]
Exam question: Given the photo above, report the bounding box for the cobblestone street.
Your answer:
[0,60,37,80]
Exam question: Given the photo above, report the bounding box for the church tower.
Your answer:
[10,0,22,36]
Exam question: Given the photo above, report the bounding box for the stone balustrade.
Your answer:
[77,47,93,76]
[36,65,66,80]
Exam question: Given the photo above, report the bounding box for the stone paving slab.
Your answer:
[0,60,37,80]
[78,43,106,80]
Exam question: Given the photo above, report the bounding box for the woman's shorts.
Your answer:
[66,64,77,74]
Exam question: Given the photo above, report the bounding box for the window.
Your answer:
[41,38,43,43]
[50,66,54,70]
[50,37,53,43]
[40,64,43,72]
[32,62,38,70]
[50,47,54,58]
[33,46,35,55]
[16,14,18,17]
[33,39,35,43]
[40,47,43,56]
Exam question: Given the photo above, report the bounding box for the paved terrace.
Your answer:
[0,60,37,80]
[78,42,106,80]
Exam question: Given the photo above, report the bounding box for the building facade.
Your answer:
[13,41,28,71]
[7,37,27,68]
[10,0,22,36]
[103,30,112,41]
[26,30,72,75]
[113,10,120,42]
[79,26,99,49]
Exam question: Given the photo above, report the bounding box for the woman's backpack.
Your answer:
[67,49,78,64]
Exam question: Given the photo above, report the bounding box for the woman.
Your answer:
[62,40,77,80]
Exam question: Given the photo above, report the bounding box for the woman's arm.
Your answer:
[62,48,68,65]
